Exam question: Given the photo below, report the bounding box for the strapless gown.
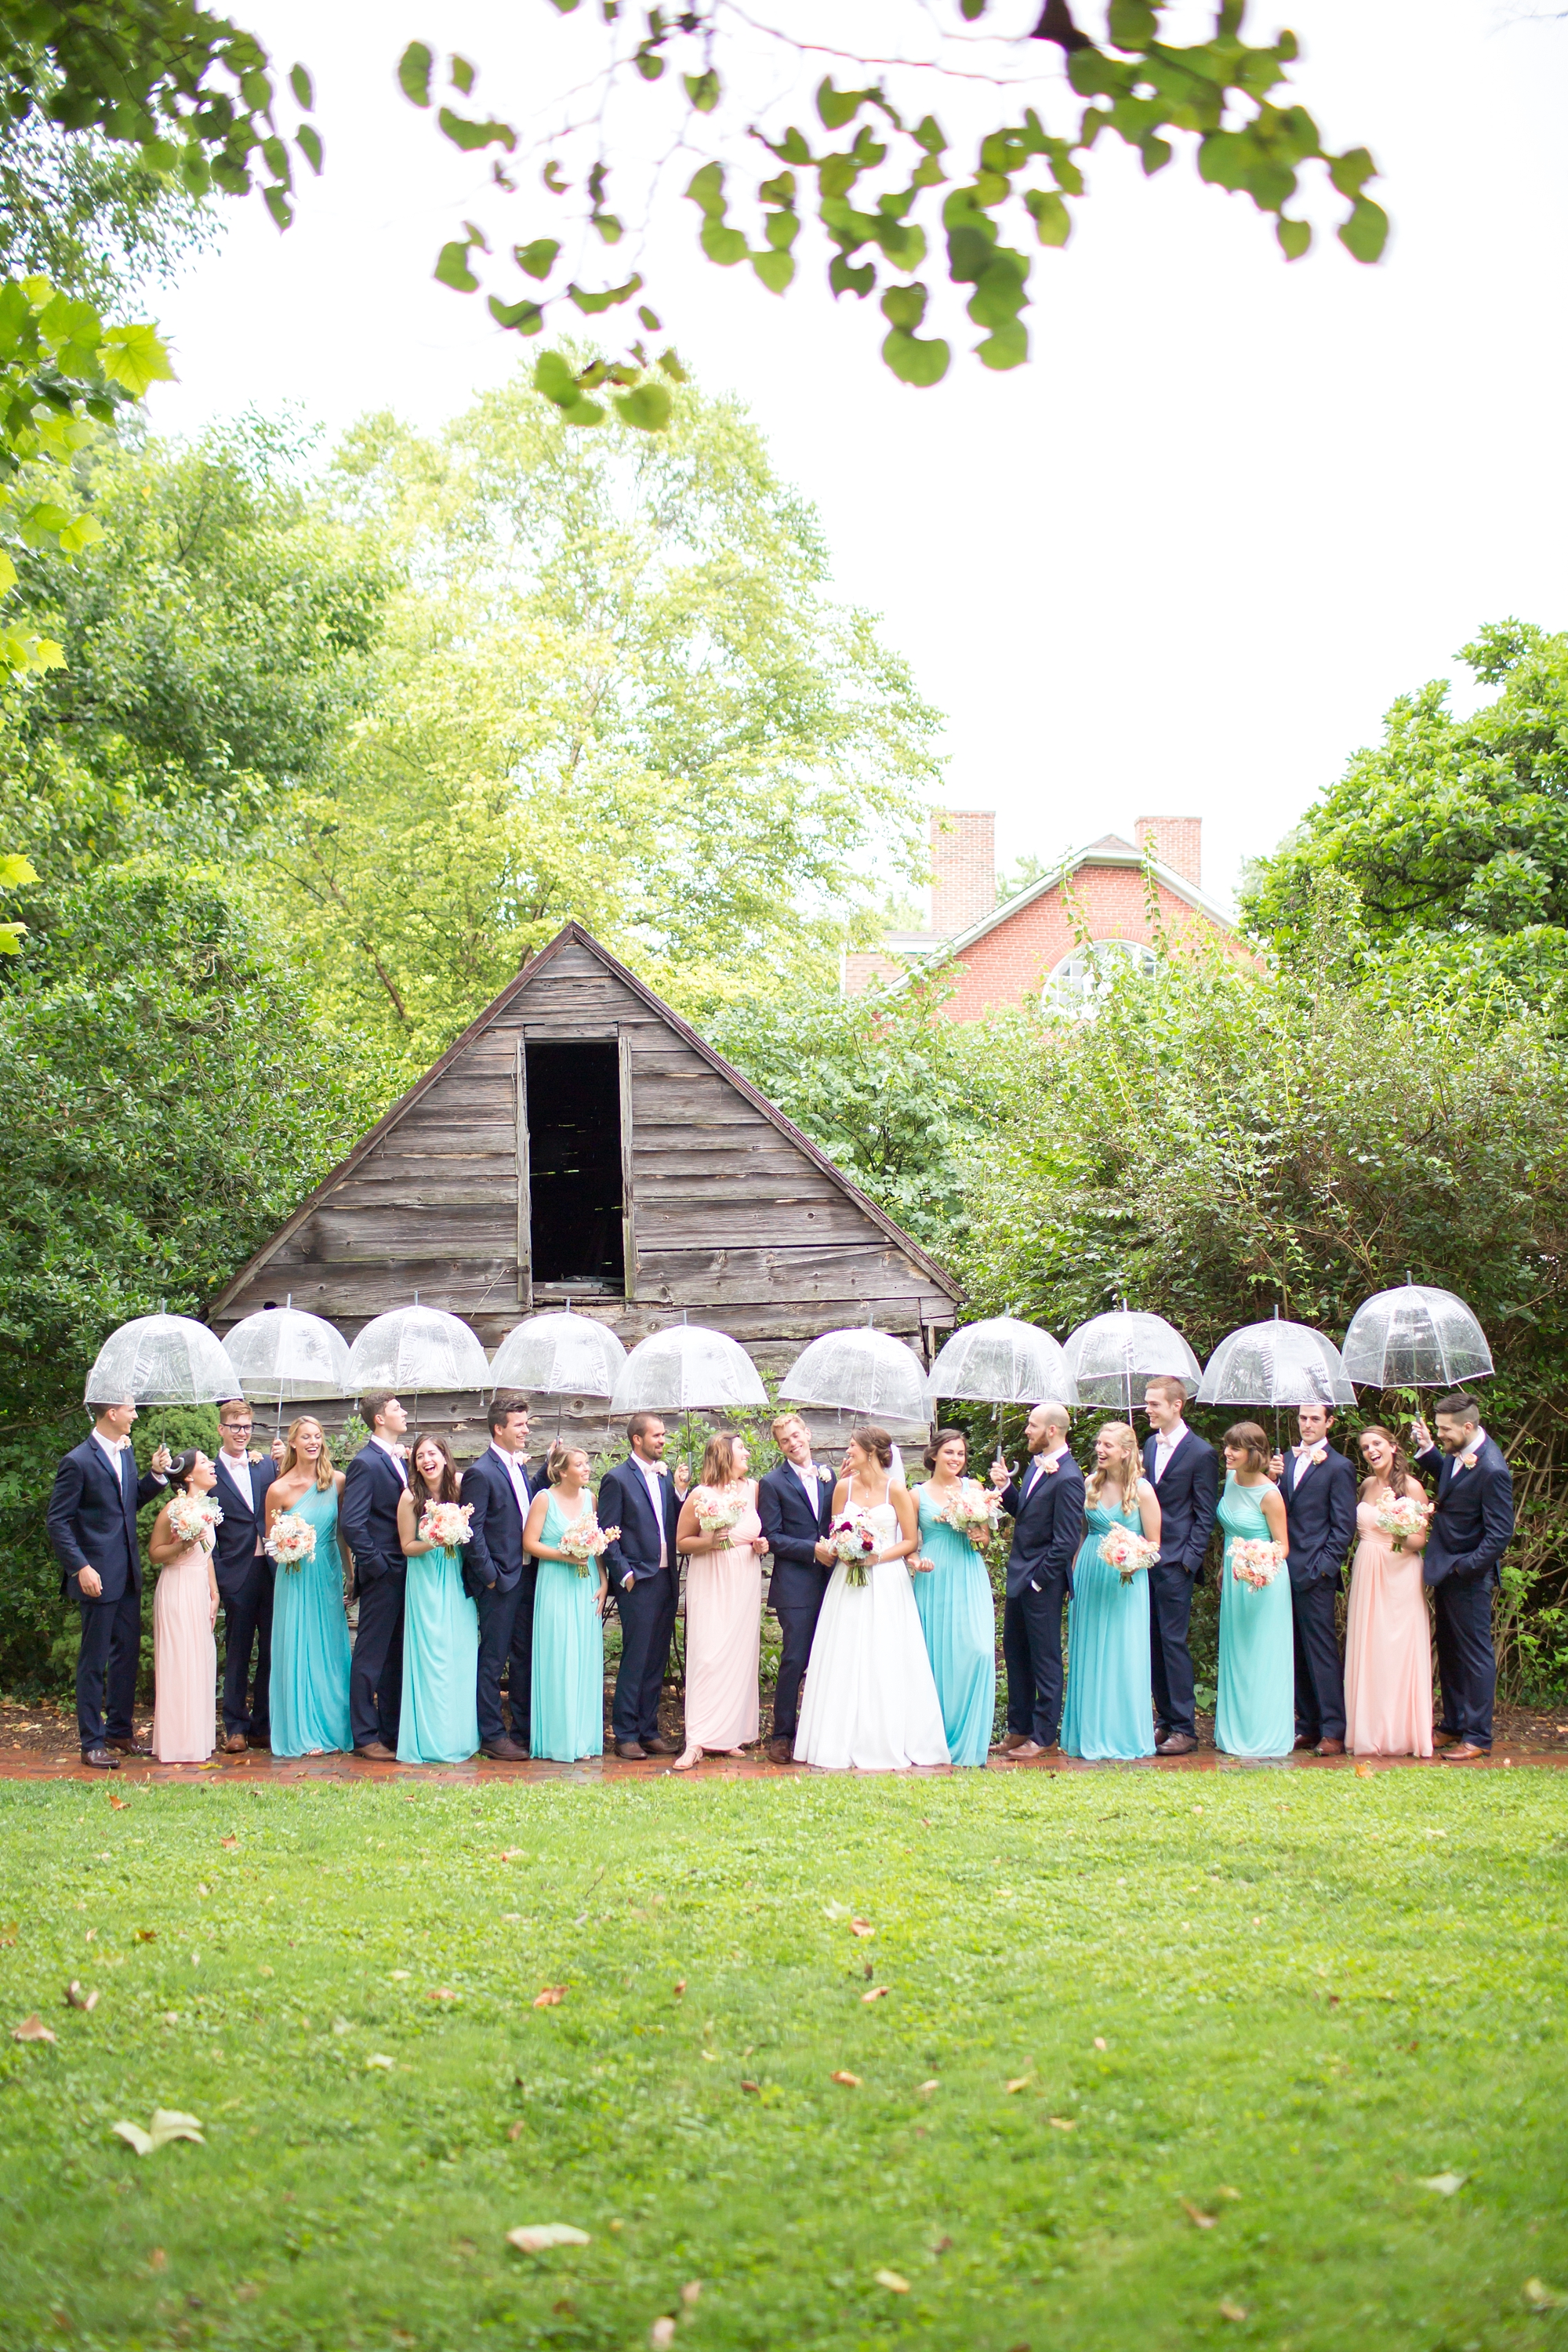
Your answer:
[270,1482,352,1756]
[795,1498,949,1772]
[683,1483,763,1751]
[1344,1495,1433,1756]
[1061,1497,1156,1762]
[398,1545,479,1764]
[152,1541,216,1763]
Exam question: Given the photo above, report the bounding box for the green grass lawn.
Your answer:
[0,1769,1564,2352]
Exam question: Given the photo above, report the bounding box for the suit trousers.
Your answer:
[350,1572,405,1751]
[613,1570,677,1745]
[1148,1561,1198,1741]
[76,1587,143,1750]
[771,1600,826,1744]
[1002,1570,1069,1744]
[1433,1573,1496,1749]
[503,1563,539,1748]
[474,1577,522,1749]
[219,1557,273,1738]
[1290,1575,1345,1742]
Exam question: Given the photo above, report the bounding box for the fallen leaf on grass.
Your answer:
[1418,2172,1468,2196]
[1354,1762,1375,1780]
[532,1987,566,2009]
[1218,2299,1248,2323]
[220,1835,238,1851]
[862,1987,891,2004]
[507,2120,525,2141]
[831,2071,861,2088]
[739,2079,760,2093]
[427,1987,458,2004]
[134,1929,156,1943]
[113,2110,204,2157]
[12,2014,55,2043]
[107,1793,126,1809]
[501,1849,524,1860]
[1093,2036,1107,2051]
[1180,2201,1216,2229]
[673,1979,686,1998]
[650,2321,677,2350]
[64,1981,98,2012]
[234,2284,260,2301]
[1005,2074,1033,2094]
[1047,2117,1076,2131]
[681,2282,702,2307]
[1218,2186,1241,2201]
[505,2223,591,2255]
[147,2249,166,2271]
[390,1969,410,1981]
[0,1925,16,1947]
[849,1918,875,1938]
[365,2055,394,2071]
[1524,2278,1564,2312]
[875,2269,909,2293]
[916,2079,938,2095]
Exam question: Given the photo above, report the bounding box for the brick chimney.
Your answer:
[930,809,996,937]
[1134,814,1202,887]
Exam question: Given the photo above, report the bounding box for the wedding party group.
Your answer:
[44,1366,1513,1773]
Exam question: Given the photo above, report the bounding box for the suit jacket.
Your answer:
[757,1459,835,1613]
[1000,1450,1086,1601]
[1417,1436,1514,1588]
[460,1446,535,1597]
[599,1454,681,1588]
[339,1441,408,1598]
[210,1451,275,1595]
[1142,1426,1219,1577]
[46,1437,168,1605]
[1279,1445,1358,1590]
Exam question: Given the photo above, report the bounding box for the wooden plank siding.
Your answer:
[208,924,960,1454]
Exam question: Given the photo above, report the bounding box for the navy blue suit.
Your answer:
[599,1454,682,1746]
[1279,1444,1357,1744]
[1142,1426,1219,1743]
[999,1450,1086,1745]
[1417,1433,1514,1750]
[46,1435,168,1750]
[339,1441,408,1750]
[459,1445,539,1749]
[212,1451,275,1741]
[757,1459,835,1743]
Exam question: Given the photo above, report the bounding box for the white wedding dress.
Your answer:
[794,1497,950,1772]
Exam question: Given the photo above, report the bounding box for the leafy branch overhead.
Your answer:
[397,0,1388,425]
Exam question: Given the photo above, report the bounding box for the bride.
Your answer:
[794,1426,950,1772]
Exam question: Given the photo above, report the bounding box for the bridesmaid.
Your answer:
[1214,1422,1294,1759]
[397,1435,480,1764]
[913,1429,997,1767]
[1060,1421,1160,1762]
[264,1417,352,1757]
[1345,1424,1434,1757]
[147,1450,220,1764]
[524,1446,607,1762]
[673,1434,769,1771]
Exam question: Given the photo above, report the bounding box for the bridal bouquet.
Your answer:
[1372,1493,1430,1550]
[1098,1524,1160,1584]
[937,1483,1002,1548]
[558,1518,619,1577]
[418,1501,473,1549]
[265,1511,317,1572]
[829,1512,877,1588]
[1229,1537,1287,1590]
[692,1485,746,1536]
[167,1492,223,1550]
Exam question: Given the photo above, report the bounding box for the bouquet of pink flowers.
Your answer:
[829,1512,877,1588]
[265,1511,317,1572]
[1098,1524,1160,1584]
[558,1517,619,1576]
[1229,1537,1287,1590]
[167,1492,223,1550]
[937,1482,1002,1548]
[418,1501,473,1549]
[692,1485,746,1536]
[1373,1493,1431,1550]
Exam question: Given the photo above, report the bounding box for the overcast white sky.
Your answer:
[144,1,1568,908]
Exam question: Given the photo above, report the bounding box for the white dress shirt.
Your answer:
[1453,1427,1488,1472]
[792,1459,822,1512]
[490,1440,533,1519]
[635,1455,668,1566]
[1024,1440,1069,1499]
[1151,1424,1188,1484]
[372,1434,408,1487]
[93,1430,128,1477]
[1291,1442,1323,1483]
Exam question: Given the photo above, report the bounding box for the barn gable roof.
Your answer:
[208,922,962,1316]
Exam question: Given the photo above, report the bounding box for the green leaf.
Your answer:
[439,107,516,154]
[613,382,673,429]
[489,296,544,332]
[977,318,1029,370]
[567,275,644,312]
[263,186,292,230]
[297,125,323,173]
[57,514,106,556]
[750,249,794,294]
[534,350,579,405]
[1328,146,1377,201]
[1108,0,1158,45]
[685,162,725,216]
[656,346,689,383]
[434,241,481,292]
[0,852,39,887]
[98,323,175,395]
[1276,216,1311,260]
[398,41,434,107]
[593,212,623,245]
[817,78,877,132]
[450,53,476,96]
[516,239,561,281]
[1338,195,1388,263]
[290,63,314,109]
[880,281,926,332]
[1024,189,1072,247]
[0,551,15,596]
[699,220,748,267]
[829,255,876,299]
[637,304,662,331]
[684,70,720,113]
[882,328,949,387]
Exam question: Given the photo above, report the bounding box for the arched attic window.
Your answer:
[1046,937,1159,1011]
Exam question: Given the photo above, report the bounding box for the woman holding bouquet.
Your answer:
[396,1436,480,1764]
[1215,1425,1294,1759]
[1060,1422,1161,1762]
[913,1430,997,1766]
[147,1450,222,1763]
[1344,1425,1433,1757]
[264,1417,351,1758]
[672,1433,770,1771]
[523,1446,607,1762]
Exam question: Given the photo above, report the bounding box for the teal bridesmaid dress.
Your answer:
[530,1492,605,1762]
[270,1480,353,1756]
[913,1484,997,1767]
[1214,1475,1294,1759]
[1061,1497,1156,1761]
[397,1543,480,1763]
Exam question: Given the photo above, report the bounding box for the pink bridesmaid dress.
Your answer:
[1344,1495,1433,1758]
[152,1541,218,1763]
[683,1483,763,1751]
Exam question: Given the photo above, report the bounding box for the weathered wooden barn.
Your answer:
[209,924,961,1454]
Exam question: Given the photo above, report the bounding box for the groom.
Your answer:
[600,1411,682,1760]
[46,1398,171,1766]
[757,1412,836,1763]
[211,1397,276,1755]
[990,1400,1085,1759]
[1414,1390,1514,1762]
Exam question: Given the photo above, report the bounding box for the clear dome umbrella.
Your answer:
[1061,1309,1201,1414]
[488,1305,629,1439]
[926,1317,1078,1409]
[343,1302,492,1422]
[222,1299,351,1444]
[780,1327,931,1432]
[84,1314,243,1409]
[1340,1282,1494,1390]
[1197,1316,1357,1409]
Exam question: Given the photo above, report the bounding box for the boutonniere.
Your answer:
[1042,1457,1060,1475]
[818,1466,832,1483]
[652,1461,667,1475]
[1459,1451,1479,1472]
[1305,1444,1327,1466]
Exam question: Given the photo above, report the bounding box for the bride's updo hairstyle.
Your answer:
[923,1428,967,1474]
[848,1425,893,1469]
[700,1432,741,1487]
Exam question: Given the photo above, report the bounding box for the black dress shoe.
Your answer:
[106,1737,153,1757]
[615,1740,648,1760]
[642,1736,678,1756]
[766,1738,794,1765]
[82,1748,121,1769]
[481,1737,529,1762]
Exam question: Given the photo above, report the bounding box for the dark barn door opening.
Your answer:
[524,1040,625,1289]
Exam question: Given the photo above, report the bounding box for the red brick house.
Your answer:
[844,809,1233,1023]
